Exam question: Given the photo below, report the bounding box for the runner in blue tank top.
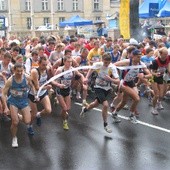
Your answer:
[1,63,36,148]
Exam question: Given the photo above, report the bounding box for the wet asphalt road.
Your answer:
[0,94,170,170]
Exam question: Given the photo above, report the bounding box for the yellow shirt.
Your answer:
[87,48,102,65]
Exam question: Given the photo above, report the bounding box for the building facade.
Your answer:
[0,0,120,34]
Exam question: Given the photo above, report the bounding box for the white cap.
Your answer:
[129,38,138,45]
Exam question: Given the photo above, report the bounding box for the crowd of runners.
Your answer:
[0,33,170,148]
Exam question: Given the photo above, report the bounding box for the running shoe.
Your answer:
[129,115,138,124]
[157,102,164,110]
[111,113,121,123]
[27,127,34,136]
[123,105,129,110]
[151,108,159,115]
[36,116,41,126]
[12,137,18,148]
[80,107,87,118]
[82,100,89,107]
[104,125,112,133]
[63,120,69,130]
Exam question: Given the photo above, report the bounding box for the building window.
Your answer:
[26,17,31,29]
[110,0,120,6]
[96,16,101,20]
[25,0,31,11]
[42,0,48,11]
[94,0,99,11]
[73,0,78,11]
[0,0,5,10]
[44,17,50,25]
[59,17,65,22]
[57,0,64,11]
[59,17,65,25]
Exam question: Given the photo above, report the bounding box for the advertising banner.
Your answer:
[119,0,130,39]
[149,3,159,17]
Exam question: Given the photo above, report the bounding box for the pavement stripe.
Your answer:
[75,102,170,134]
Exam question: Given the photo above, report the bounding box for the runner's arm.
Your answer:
[26,75,37,96]
[1,78,12,112]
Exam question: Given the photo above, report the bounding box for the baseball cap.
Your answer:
[132,49,142,55]
[129,38,138,46]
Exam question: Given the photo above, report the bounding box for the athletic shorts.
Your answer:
[123,81,136,88]
[153,76,164,84]
[28,91,48,103]
[8,97,29,110]
[56,87,70,97]
[94,88,110,104]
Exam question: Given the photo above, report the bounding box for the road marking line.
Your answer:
[75,102,170,134]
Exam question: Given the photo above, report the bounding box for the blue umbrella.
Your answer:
[59,15,93,27]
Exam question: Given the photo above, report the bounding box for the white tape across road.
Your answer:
[37,65,93,97]
[75,102,170,134]
[36,61,170,133]
[37,63,146,97]
[116,65,146,70]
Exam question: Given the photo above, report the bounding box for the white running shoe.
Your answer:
[104,125,112,133]
[80,107,86,118]
[123,105,129,110]
[111,113,121,123]
[12,137,18,148]
[151,108,159,115]
[157,102,164,110]
[82,100,89,107]
[129,115,138,124]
